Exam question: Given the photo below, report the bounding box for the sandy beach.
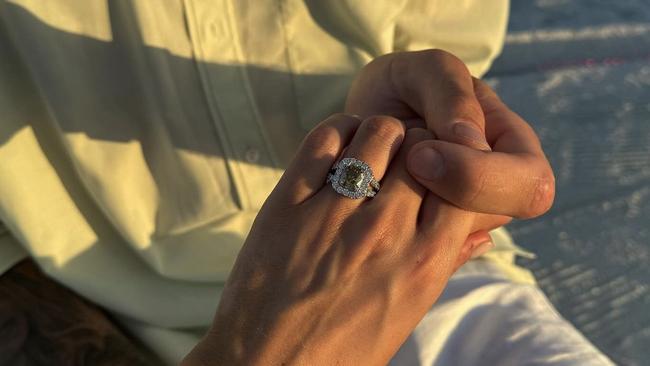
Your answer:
[487,1,650,365]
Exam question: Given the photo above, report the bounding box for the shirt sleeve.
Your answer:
[394,0,510,77]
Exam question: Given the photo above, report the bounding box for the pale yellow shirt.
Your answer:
[0,0,512,362]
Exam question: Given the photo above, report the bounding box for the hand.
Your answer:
[407,78,555,219]
[345,50,555,253]
[345,50,491,149]
[183,114,479,366]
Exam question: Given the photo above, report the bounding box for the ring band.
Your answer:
[327,158,380,199]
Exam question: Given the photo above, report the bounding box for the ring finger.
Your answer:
[316,115,405,209]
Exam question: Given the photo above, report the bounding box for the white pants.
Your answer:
[388,260,613,366]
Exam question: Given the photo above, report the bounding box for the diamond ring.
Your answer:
[326,158,380,199]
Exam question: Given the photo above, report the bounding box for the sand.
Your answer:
[485,1,650,365]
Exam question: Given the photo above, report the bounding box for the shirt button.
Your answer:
[208,19,229,38]
[245,148,260,164]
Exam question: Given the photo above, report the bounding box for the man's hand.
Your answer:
[345,50,555,255]
[346,49,491,150]
[407,78,555,219]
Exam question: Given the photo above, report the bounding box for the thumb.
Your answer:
[407,140,552,218]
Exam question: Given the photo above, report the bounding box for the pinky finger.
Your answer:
[452,230,494,272]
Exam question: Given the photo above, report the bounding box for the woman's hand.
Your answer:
[183,114,479,366]
[345,49,555,249]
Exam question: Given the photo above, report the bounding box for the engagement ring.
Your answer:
[327,158,380,199]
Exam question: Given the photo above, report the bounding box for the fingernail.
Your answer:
[410,147,445,180]
[453,122,491,151]
[470,240,495,259]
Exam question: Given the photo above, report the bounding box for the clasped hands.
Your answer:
[183,50,555,366]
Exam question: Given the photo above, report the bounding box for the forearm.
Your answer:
[0,260,156,366]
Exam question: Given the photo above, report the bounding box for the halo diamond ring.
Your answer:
[327,158,380,199]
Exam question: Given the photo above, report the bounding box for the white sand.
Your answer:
[485,1,650,365]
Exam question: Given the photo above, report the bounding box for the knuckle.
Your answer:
[457,164,489,208]
[362,115,405,140]
[421,49,460,64]
[448,94,483,120]
[422,49,468,75]
[437,76,484,122]
[301,124,342,157]
[359,53,395,79]
[366,52,393,68]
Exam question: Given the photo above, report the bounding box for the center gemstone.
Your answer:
[339,165,366,191]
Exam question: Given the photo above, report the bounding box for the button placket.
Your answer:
[185,0,282,211]
[244,147,260,164]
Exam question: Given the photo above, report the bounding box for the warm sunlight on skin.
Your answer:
[183,115,479,365]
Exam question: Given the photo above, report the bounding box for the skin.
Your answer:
[0,49,555,363]
[345,49,555,254]
[184,115,480,365]
[407,77,556,219]
[183,50,556,365]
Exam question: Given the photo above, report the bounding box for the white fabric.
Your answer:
[123,260,613,365]
[389,261,614,366]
